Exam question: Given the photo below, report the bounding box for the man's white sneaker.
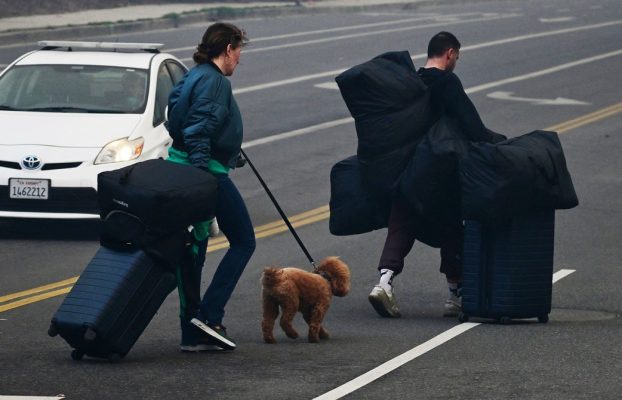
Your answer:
[368,285,401,318]
[443,296,462,317]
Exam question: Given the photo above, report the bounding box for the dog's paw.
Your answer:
[263,336,277,344]
[308,334,320,343]
[285,330,299,339]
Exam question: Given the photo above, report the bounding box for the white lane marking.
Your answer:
[0,396,65,399]
[466,49,622,94]
[231,19,622,95]
[487,91,590,106]
[179,13,518,61]
[314,268,576,400]
[242,117,353,148]
[313,323,481,400]
[314,82,339,90]
[540,17,575,23]
[167,13,478,52]
[166,12,485,53]
[553,268,576,283]
[242,14,516,54]
[243,49,622,148]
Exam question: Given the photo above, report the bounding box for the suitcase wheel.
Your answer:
[108,353,122,363]
[458,312,469,323]
[47,323,58,337]
[499,316,512,325]
[71,350,84,361]
[538,315,549,323]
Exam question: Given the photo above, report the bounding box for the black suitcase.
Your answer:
[459,210,555,324]
[48,246,176,361]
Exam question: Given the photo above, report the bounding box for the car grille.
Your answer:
[0,161,20,169]
[42,162,82,170]
[0,161,82,170]
[0,186,99,214]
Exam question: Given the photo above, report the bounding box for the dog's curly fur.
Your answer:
[261,257,350,343]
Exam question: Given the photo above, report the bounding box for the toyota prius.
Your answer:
[0,41,187,218]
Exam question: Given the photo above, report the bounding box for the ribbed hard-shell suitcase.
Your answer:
[459,210,555,324]
[48,246,176,361]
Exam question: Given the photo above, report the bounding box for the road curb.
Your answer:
[0,1,465,46]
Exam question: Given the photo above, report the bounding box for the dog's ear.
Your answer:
[326,259,350,297]
[331,280,350,297]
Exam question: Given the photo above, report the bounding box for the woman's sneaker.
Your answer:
[180,337,224,352]
[190,318,236,350]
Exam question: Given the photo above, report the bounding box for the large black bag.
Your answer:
[335,51,431,194]
[329,155,389,235]
[399,116,469,224]
[48,246,177,361]
[98,159,218,233]
[460,130,578,221]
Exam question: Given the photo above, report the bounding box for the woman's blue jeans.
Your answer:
[179,174,255,341]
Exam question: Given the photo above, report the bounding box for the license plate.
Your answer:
[9,178,50,200]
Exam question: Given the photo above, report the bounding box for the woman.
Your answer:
[166,22,255,352]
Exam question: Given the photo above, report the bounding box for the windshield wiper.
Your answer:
[25,106,96,113]
[0,105,21,111]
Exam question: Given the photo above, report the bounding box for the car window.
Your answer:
[166,61,187,84]
[0,65,148,113]
[153,63,175,126]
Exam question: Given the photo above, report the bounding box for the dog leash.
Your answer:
[240,148,317,270]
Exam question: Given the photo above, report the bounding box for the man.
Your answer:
[368,31,505,319]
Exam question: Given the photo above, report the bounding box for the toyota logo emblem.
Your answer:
[21,155,42,170]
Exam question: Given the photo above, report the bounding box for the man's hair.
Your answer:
[427,31,461,58]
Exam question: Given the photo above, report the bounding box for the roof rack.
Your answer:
[37,41,164,54]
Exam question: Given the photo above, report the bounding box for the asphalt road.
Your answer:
[1,0,622,398]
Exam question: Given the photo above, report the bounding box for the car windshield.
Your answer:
[0,65,148,113]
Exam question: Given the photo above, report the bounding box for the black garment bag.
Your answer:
[460,130,578,221]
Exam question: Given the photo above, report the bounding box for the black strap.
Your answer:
[240,148,316,269]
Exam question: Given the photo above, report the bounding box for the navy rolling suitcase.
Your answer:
[459,210,555,324]
[48,246,176,361]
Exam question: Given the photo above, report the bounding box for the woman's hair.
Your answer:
[193,22,249,64]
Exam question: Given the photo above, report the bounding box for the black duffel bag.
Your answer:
[98,159,218,233]
[329,155,390,236]
[100,210,192,272]
[460,130,579,221]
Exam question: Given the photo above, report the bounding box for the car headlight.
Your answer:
[94,137,144,164]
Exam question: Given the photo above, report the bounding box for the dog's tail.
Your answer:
[261,267,283,288]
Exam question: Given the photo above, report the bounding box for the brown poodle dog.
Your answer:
[261,257,350,343]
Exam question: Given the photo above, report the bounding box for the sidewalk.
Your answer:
[0,0,427,46]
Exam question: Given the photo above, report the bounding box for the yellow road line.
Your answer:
[548,101,622,133]
[0,287,73,313]
[1,102,621,313]
[0,277,77,304]
[207,205,329,252]
[0,206,330,313]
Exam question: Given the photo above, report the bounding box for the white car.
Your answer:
[0,41,187,219]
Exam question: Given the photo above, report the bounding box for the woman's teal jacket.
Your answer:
[167,62,243,171]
